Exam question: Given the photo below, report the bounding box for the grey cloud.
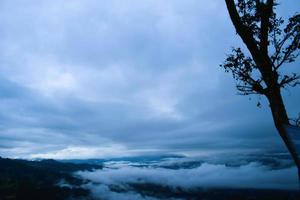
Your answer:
[0,0,299,158]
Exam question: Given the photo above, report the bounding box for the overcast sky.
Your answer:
[0,0,299,159]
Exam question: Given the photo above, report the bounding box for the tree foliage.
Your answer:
[221,0,300,97]
[222,0,300,178]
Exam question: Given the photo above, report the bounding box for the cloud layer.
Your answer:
[76,157,298,200]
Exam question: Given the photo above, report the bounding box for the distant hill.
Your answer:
[60,154,185,165]
[0,157,102,200]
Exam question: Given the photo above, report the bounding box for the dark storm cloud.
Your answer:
[0,0,299,158]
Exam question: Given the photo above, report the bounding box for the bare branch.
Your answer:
[279,73,300,88]
[225,0,263,67]
[273,14,300,69]
[260,0,274,57]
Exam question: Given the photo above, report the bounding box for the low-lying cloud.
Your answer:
[76,159,298,200]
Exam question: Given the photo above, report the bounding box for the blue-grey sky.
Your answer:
[0,0,299,159]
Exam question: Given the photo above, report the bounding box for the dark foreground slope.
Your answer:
[0,157,101,200]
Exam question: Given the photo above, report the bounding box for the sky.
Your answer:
[0,0,299,159]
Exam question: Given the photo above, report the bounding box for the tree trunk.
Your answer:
[267,86,300,184]
[224,0,300,186]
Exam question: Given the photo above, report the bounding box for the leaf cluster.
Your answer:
[221,0,300,95]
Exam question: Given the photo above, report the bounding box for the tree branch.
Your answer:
[225,0,262,66]
[279,73,300,88]
[260,0,273,57]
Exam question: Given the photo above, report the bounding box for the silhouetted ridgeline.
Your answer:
[0,157,102,200]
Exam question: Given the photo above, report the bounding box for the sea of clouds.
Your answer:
[73,156,298,200]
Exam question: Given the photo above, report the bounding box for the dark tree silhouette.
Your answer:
[221,0,300,180]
